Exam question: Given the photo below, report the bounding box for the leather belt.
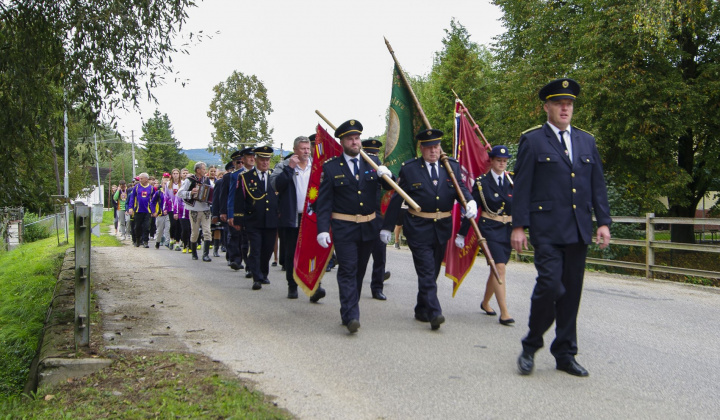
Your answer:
[408,209,451,219]
[331,212,376,223]
[481,211,512,224]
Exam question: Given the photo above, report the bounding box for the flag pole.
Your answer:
[384,37,501,283]
[314,109,421,212]
[452,90,513,186]
[451,89,493,151]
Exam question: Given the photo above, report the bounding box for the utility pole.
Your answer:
[93,131,102,205]
[131,130,136,179]
[63,106,70,243]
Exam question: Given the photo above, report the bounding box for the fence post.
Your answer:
[74,203,91,348]
[646,212,655,280]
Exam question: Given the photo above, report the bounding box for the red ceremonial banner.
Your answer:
[293,125,344,296]
[444,100,491,296]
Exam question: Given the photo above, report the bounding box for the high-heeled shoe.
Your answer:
[499,317,515,326]
[481,303,497,316]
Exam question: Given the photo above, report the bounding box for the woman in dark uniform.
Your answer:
[456,145,515,325]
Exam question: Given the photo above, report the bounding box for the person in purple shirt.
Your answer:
[127,172,155,248]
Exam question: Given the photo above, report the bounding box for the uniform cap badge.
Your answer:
[350,120,355,125]
[562,80,569,88]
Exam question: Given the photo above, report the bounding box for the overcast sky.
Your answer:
[115,0,505,153]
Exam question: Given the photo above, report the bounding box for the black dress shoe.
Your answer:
[556,360,589,377]
[143,242,149,248]
[252,281,262,290]
[346,319,360,334]
[287,288,298,299]
[271,261,277,267]
[499,317,515,326]
[481,303,497,316]
[517,351,534,375]
[230,261,241,270]
[430,314,445,330]
[309,287,326,303]
[260,278,270,284]
[372,291,387,301]
[245,271,252,278]
[383,271,391,281]
[155,242,160,249]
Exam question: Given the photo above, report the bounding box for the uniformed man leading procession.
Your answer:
[381,129,477,331]
[316,120,393,333]
[511,78,611,377]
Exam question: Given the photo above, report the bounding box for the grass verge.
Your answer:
[1,350,291,419]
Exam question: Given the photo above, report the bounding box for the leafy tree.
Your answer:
[141,110,188,177]
[492,0,720,243]
[415,19,496,152]
[0,0,196,210]
[207,71,274,161]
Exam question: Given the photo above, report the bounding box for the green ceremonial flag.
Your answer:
[381,63,426,213]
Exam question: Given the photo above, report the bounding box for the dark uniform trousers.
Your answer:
[513,123,611,363]
[383,157,472,321]
[317,155,390,324]
[281,213,303,290]
[237,168,278,283]
[370,234,386,293]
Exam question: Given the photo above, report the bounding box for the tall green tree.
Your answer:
[141,110,188,177]
[492,0,720,243]
[207,71,273,161]
[415,19,496,152]
[0,0,196,210]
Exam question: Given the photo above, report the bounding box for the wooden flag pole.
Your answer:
[451,89,493,151]
[384,37,501,283]
[314,109,421,213]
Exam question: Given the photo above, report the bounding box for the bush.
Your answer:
[22,213,51,243]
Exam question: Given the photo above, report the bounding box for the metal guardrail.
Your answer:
[516,213,720,280]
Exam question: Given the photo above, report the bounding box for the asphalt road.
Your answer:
[94,241,720,419]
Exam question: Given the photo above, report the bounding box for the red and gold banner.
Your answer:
[444,100,491,296]
[293,125,344,295]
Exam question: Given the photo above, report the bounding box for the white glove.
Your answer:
[455,234,465,249]
[379,229,392,244]
[317,232,332,248]
[377,165,392,178]
[465,200,478,219]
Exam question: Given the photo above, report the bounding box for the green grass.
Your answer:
[0,235,70,396]
[1,351,291,419]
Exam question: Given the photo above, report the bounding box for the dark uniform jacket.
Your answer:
[460,172,513,242]
[211,177,224,218]
[383,157,472,245]
[513,123,611,245]
[316,154,390,242]
[271,157,307,228]
[234,168,278,229]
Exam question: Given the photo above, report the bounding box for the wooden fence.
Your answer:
[517,213,720,280]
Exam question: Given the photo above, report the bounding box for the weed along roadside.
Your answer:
[0,210,291,419]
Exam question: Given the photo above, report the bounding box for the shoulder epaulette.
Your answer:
[522,125,543,135]
[573,126,595,137]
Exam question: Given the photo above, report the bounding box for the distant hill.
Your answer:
[183,148,224,165]
[183,147,289,165]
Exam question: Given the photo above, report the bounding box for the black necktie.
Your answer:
[430,163,438,187]
[351,158,359,180]
[498,175,503,189]
[260,172,266,191]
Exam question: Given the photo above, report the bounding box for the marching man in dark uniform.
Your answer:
[228,147,255,278]
[512,78,611,377]
[236,146,279,291]
[381,129,477,330]
[220,150,243,268]
[316,119,393,333]
[362,138,391,301]
[456,145,515,326]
